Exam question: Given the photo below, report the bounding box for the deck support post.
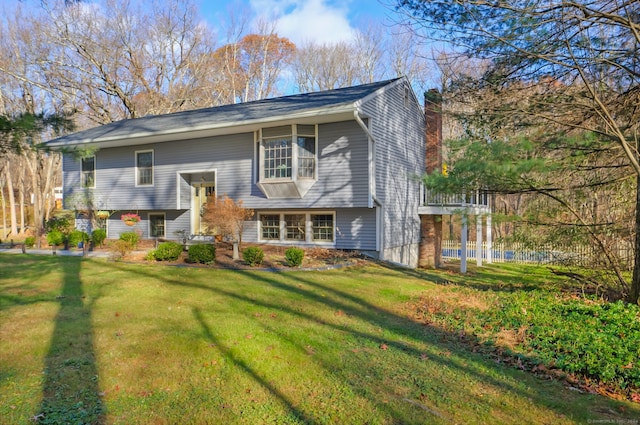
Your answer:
[476,216,483,267]
[486,214,493,264]
[461,215,468,273]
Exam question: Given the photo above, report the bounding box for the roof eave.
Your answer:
[46,105,357,150]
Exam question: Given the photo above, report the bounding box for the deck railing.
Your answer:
[442,240,634,270]
[420,187,490,207]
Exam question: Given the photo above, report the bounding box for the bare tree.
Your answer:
[398,0,640,302]
[293,21,431,92]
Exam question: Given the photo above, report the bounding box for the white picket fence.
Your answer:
[442,240,634,270]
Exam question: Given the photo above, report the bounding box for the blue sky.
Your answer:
[198,0,398,45]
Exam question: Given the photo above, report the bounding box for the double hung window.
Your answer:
[81,156,95,188]
[136,150,153,186]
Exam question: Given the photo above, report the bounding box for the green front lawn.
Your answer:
[0,255,638,424]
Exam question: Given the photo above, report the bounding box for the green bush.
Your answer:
[44,214,73,234]
[243,246,264,266]
[148,241,183,261]
[24,236,36,248]
[187,244,216,264]
[91,229,107,247]
[425,287,640,390]
[285,247,305,267]
[68,230,88,248]
[46,230,64,247]
[119,231,139,249]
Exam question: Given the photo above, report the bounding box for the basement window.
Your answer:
[258,211,335,244]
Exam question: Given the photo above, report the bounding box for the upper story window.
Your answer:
[81,156,95,188]
[260,125,316,181]
[257,125,317,199]
[297,125,316,178]
[136,150,153,186]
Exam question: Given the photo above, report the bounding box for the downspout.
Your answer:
[353,110,381,207]
[354,109,383,255]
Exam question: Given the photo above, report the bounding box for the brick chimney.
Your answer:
[425,89,442,174]
[419,89,443,268]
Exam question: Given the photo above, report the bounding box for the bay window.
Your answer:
[257,124,317,198]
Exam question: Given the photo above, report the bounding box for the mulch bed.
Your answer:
[118,241,366,270]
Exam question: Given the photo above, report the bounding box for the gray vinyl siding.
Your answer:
[105,210,189,240]
[63,132,254,211]
[59,79,423,265]
[246,121,369,208]
[63,121,370,211]
[360,81,425,258]
[334,208,376,250]
[241,208,376,250]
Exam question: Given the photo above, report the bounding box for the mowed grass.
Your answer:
[0,255,638,424]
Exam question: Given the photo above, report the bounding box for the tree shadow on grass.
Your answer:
[192,307,316,424]
[100,260,640,423]
[378,260,570,293]
[36,258,105,424]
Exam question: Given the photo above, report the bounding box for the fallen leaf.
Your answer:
[380,343,388,350]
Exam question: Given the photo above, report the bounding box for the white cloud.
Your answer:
[249,0,357,45]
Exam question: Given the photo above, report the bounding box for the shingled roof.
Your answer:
[45,78,403,149]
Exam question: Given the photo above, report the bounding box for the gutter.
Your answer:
[353,109,382,208]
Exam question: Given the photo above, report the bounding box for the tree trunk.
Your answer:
[25,155,44,248]
[6,164,18,236]
[18,170,25,235]
[232,241,239,260]
[0,176,6,240]
[629,173,640,305]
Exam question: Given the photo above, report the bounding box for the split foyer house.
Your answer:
[45,77,488,268]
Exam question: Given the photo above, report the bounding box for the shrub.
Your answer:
[44,214,73,234]
[68,230,88,248]
[148,241,183,261]
[119,231,139,249]
[110,239,134,259]
[285,247,305,267]
[187,244,216,264]
[91,229,107,247]
[46,230,64,247]
[243,246,264,266]
[24,236,36,248]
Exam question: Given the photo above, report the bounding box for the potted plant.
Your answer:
[121,213,141,226]
[96,210,110,220]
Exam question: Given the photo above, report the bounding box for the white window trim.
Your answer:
[148,212,166,238]
[257,124,317,183]
[135,149,154,187]
[258,211,335,246]
[81,155,96,189]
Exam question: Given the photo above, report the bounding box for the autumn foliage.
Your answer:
[201,194,254,247]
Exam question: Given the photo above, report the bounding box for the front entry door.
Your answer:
[192,183,216,235]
